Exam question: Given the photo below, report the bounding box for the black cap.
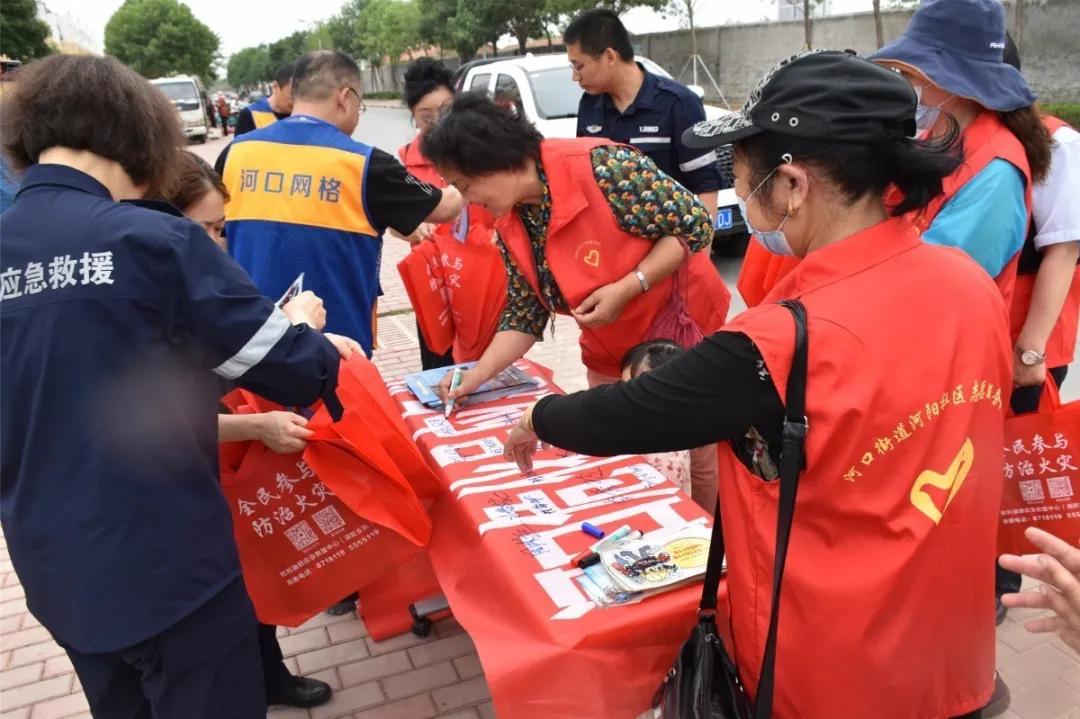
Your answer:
[684,50,917,149]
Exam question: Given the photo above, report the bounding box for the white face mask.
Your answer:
[913,85,947,135]
[737,154,795,256]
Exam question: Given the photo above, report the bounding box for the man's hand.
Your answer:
[282,291,327,330]
[572,276,639,328]
[325,333,363,359]
[1000,527,1080,653]
[256,411,314,453]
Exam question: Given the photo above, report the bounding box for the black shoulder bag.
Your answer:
[652,299,809,719]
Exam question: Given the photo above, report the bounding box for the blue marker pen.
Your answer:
[581,522,604,540]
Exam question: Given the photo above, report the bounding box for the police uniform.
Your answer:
[576,66,723,196]
[0,165,342,718]
[224,114,443,356]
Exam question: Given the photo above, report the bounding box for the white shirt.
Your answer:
[1033,124,1080,249]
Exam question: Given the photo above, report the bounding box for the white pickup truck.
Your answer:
[456,52,746,253]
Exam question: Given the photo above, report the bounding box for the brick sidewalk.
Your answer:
[1,240,1077,718]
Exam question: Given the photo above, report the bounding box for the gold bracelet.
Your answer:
[522,404,536,433]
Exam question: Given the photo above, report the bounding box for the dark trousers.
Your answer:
[257,622,293,696]
[417,318,454,371]
[996,365,1070,596]
[63,579,265,719]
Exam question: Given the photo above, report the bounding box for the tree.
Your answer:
[268,30,309,68]
[105,0,219,80]
[0,0,53,62]
[504,0,548,54]
[226,45,272,88]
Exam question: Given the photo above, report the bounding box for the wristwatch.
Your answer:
[1016,346,1047,366]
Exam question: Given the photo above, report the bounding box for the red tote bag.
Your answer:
[220,438,422,627]
[397,241,454,355]
[999,379,1080,553]
[431,227,507,363]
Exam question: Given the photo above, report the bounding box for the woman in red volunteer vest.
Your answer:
[737,0,1051,313]
[395,59,505,369]
[420,92,730,396]
[502,51,1013,718]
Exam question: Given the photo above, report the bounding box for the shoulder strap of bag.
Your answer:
[752,299,808,719]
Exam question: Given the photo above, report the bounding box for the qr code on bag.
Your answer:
[1048,476,1075,500]
[285,520,319,551]
[313,506,346,536]
[1018,479,1045,502]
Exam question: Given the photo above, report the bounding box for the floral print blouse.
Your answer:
[497,145,714,339]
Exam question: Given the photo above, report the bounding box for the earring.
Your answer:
[787,201,799,217]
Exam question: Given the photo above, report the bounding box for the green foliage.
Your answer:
[359,0,422,66]
[227,45,272,88]
[104,0,220,80]
[0,0,53,62]
[1042,104,1080,129]
[268,30,308,68]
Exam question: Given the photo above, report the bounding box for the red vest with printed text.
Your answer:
[717,217,1012,718]
[736,111,1033,310]
[494,138,731,377]
[399,141,505,362]
[1009,116,1080,368]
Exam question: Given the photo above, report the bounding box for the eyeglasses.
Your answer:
[410,102,452,130]
[346,87,367,115]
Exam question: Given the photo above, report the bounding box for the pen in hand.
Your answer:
[445,367,464,418]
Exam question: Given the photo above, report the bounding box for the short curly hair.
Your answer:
[421,91,543,176]
[1,54,185,197]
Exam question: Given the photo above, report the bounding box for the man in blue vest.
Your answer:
[567,9,723,219]
[215,62,296,176]
[224,50,463,356]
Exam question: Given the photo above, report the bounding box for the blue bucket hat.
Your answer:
[869,0,1035,112]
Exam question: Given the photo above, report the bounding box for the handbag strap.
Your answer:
[752,299,808,719]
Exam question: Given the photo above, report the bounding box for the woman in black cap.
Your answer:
[501,50,1010,718]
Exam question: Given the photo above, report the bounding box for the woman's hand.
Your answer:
[1013,360,1047,388]
[437,367,487,405]
[572,276,639,328]
[999,527,1080,653]
[256,411,314,454]
[503,405,544,473]
[283,291,327,330]
[325,333,363,359]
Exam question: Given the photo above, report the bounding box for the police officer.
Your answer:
[0,54,353,718]
[223,50,463,357]
[566,9,724,219]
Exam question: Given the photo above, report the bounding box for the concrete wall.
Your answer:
[635,0,1079,105]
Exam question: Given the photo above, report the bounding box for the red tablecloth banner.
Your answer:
[999,379,1080,553]
[383,361,723,719]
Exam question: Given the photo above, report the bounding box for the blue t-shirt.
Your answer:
[1,165,340,652]
[922,159,1027,278]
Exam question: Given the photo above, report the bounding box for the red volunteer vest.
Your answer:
[1008,116,1080,367]
[494,138,731,377]
[736,111,1033,309]
[399,141,505,362]
[718,217,1012,718]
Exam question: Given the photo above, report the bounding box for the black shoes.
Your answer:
[982,672,1011,718]
[268,675,333,708]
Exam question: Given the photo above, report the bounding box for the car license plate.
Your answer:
[715,208,733,230]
